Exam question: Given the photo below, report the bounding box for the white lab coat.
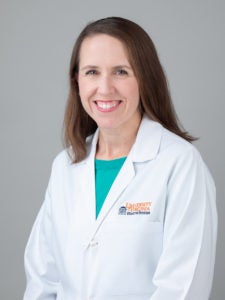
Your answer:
[24,116,217,300]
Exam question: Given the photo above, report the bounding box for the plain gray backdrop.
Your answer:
[1,0,224,299]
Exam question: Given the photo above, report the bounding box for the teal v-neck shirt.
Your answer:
[95,157,126,218]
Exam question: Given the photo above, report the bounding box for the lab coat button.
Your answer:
[89,239,98,247]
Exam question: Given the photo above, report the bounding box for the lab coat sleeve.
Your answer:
[23,169,59,300]
[150,147,217,300]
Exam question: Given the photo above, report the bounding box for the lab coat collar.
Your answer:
[72,128,99,166]
[130,115,163,163]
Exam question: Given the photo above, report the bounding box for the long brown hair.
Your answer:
[63,16,195,163]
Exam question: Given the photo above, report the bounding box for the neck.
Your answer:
[95,118,141,160]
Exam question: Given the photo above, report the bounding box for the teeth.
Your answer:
[96,101,118,109]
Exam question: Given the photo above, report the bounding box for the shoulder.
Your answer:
[160,127,215,183]
[137,116,201,163]
[161,127,196,156]
[52,148,72,169]
[161,127,206,171]
[51,133,95,171]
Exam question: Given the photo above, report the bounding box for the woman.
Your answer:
[24,17,217,300]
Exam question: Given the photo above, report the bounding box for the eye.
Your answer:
[115,69,128,75]
[85,69,98,76]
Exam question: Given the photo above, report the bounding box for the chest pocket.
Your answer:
[102,215,163,234]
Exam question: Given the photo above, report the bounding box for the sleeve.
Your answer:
[23,166,59,300]
[150,147,217,300]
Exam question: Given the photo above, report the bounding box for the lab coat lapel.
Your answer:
[84,156,135,247]
[97,156,135,221]
[75,130,99,225]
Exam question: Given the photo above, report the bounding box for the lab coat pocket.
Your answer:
[102,215,163,234]
[101,217,163,258]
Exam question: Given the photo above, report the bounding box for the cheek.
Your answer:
[123,81,140,102]
[77,82,89,110]
[78,80,93,101]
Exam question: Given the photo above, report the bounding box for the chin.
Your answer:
[96,120,119,131]
[94,117,117,128]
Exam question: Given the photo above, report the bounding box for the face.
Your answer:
[77,34,141,133]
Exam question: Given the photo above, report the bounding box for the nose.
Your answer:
[97,74,115,95]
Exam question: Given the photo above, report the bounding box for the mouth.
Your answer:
[94,100,122,112]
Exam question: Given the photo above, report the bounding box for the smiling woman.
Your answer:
[23,17,217,300]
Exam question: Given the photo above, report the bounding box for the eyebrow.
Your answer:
[79,65,132,71]
[80,65,98,71]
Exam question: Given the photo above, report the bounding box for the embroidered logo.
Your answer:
[118,202,151,215]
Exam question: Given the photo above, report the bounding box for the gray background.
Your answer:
[0,0,224,299]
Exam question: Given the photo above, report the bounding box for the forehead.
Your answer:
[79,34,130,64]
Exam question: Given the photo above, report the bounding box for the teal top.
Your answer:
[95,157,126,218]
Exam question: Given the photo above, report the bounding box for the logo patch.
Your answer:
[118,202,151,215]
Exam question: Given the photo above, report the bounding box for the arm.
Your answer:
[150,148,217,300]
[23,177,59,300]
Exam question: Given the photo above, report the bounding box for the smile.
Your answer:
[94,100,121,112]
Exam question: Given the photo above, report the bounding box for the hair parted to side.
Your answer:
[63,16,196,163]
